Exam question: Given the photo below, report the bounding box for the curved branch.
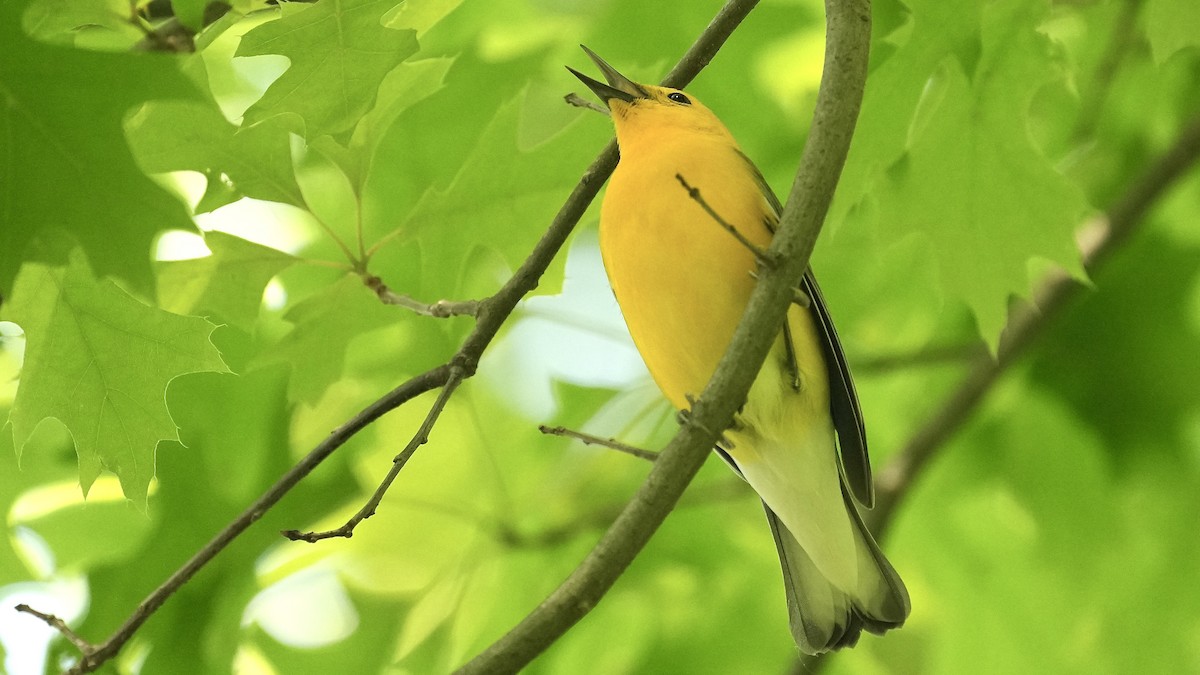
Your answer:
[48,365,452,674]
[17,0,780,670]
[798,113,1200,675]
[455,1,873,672]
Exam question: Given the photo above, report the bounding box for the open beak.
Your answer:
[567,45,648,105]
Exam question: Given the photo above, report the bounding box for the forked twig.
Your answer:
[283,367,466,542]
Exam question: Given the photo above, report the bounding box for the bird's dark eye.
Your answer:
[667,92,691,105]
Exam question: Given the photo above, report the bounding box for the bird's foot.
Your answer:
[677,393,716,436]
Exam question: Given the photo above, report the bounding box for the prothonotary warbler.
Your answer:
[569,46,910,654]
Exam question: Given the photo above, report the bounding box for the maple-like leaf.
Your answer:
[3,250,229,505]
[831,0,1086,348]
[235,0,418,138]
[127,99,305,208]
[313,56,454,191]
[385,91,609,299]
[0,0,197,294]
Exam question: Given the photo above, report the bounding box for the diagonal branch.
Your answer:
[14,0,775,671]
[33,365,452,675]
[282,365,467,542]
[799,114,1200,673]
[455,0,873,671]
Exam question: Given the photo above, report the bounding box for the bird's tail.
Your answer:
[763,488,910,654]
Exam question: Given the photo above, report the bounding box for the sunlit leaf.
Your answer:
[833,0,1086,348]
[255,274,400,403]
[3,250,228,504]
[236,0,418,138]
[127,99,305,208]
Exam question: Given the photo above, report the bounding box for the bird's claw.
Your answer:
[677,394,716,436]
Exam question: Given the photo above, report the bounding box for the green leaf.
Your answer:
[235,0,419,138]
[383,90,608,299]
[837,0,1086,348]
[0,1,198,294]
[0,419,80,585]
[385,0,464,37]
[255,274,400,403]
[155,231,297,332]
[1145,0,1200,64]
[2,249,229,505]
[126,99,305,208]
[313,56,455,191]
[22,0,140,45]
[71,364,361,674]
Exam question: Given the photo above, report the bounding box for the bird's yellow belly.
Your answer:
[600,152,771,412]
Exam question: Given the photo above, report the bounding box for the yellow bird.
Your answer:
[570,47,909,654]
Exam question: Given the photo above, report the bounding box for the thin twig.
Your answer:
[456,0,871,670]
[676,173,775,265]
[538,424,659,461]
[365,274,480,317]
[44,365,451,674]
[284,367,466,542]
[565,92,610,115]
[14,605,95,656]
[12,0,796,670]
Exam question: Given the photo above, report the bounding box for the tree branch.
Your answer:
[282,366,466,542]
[14,605,94,657]
[455,0,872,671]
[364,274,481,318]
[34,365,451,675]
[18,0,772,669]
[800,113,1200,673]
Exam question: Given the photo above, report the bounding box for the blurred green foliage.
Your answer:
[1,0,1198,673]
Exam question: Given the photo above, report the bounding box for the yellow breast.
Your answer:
[601,136,764,405]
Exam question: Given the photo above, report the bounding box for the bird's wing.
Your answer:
[738,150,874,508]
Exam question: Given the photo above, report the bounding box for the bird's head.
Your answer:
[568,45,734,152]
